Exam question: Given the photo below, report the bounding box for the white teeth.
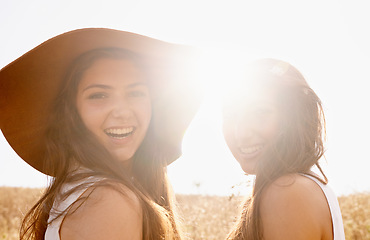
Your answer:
[105,127,134,138]
[240,145,263,154]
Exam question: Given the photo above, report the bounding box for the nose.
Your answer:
[233,117,254,141]
[111,98,132,119]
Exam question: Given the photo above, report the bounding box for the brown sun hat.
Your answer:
[0,28,202,175]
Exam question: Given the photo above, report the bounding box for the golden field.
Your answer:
[0,187,369,240]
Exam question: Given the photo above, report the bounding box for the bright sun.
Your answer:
[167,46,255,196]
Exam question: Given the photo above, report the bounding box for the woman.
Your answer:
[223,58,345,240]
[0,28,202,239]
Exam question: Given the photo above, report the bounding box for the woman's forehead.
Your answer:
[79,58,146,87]
[224,83,278,106]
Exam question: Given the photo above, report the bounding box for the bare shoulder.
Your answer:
[60,182,142,240]
[260,174,332,240]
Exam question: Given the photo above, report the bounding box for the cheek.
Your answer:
[261,118,281,141]
[136,101,152,128]
[77,108,94,132]
[76,101,105,132]
[222,123,237,152]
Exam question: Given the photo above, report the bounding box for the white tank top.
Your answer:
[44,176,103,240]
[303,174,346,240]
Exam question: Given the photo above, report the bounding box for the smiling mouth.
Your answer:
[239,145,263,155]
[104,127,135,139]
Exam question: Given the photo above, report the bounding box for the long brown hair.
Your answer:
[20,48,183,240]
[226,58,326,240]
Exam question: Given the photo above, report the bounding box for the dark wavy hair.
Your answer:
[20,48,183,240]
[225,58,326,240]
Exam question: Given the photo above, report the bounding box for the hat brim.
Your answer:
[0,28,202,175]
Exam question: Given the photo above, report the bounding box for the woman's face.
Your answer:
[76,58,152,167]
[222,88,281,174]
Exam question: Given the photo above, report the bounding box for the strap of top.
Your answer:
[44,176,103,240]
[302,174,346,240]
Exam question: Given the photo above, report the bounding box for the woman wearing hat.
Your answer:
[0,28,202,240]
[223,58,345,240]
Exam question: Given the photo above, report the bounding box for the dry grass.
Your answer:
[0,187,368,240]
[338,193,370,240]
[0,187,43,240]
[177,194,243,240]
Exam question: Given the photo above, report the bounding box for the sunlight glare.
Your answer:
[168,46,255,196]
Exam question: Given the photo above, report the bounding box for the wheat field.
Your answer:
[0,187,369,240]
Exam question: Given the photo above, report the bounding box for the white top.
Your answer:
[44,176,103,240]
[303,174,346,240]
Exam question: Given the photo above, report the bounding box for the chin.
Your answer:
[112,151,135,163]
[239,161,257,175]
[242,168,257,175]
[117,155,134,163]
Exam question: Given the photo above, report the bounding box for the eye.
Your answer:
[87,92,108,99]
[128,90,148,98]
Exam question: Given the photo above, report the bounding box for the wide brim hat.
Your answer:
[0,28,202,176]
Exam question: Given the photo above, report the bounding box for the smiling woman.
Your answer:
[0,28,202,240]
[223,58,345,240]
[76,55,152,169]
[223,86,281,174]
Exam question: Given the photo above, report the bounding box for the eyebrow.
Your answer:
[82,82,147,92]
[127,82,147,88]
[82,84,112,92]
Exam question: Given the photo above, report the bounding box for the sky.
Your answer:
[1,0,370,196]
